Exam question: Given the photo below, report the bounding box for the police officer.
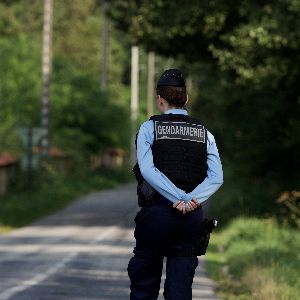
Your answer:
[128,69,223,300]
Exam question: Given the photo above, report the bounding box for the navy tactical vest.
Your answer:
[150,114,208,193]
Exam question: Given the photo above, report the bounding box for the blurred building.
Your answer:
[90,148,126,170]
[0,153,18,195]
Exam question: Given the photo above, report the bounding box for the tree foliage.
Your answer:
[0,0,131,156]
[110,0,300,215]
[1,0,299,216]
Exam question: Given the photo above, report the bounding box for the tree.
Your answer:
[0,0,132,157]
[109,0,300,216]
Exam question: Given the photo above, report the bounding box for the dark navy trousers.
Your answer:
[128,196,204,300]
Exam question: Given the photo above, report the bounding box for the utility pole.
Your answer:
[101,1,109,92]
[130,46,139,165]
[147,52,155,118]
[186,76,193,114]
[41,0,53,158]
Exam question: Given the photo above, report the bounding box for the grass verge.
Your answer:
[206,217,300,300]
[0,166,133,233]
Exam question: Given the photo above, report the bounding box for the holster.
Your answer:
[132,163,158,207]
[166,218,218,257]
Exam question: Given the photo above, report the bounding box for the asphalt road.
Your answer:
[0,182,222,300]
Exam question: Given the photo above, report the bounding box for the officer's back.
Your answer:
[128,69,223,300]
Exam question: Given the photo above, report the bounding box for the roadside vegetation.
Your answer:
[0,165,132,233]
[0,1,136,234]
[207,218,300,300]
[206,164,300,299]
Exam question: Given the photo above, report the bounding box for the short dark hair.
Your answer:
[156,85,187,108]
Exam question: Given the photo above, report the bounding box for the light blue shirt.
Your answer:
[136,108,223,204]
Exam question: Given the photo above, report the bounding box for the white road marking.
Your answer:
[0,226,119,300]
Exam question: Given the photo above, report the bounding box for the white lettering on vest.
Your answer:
[155,121,205,143]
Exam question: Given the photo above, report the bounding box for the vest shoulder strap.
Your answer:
[134,131,138,150]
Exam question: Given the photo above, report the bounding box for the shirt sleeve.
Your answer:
[136,121,187,203]
[183,131,224,204]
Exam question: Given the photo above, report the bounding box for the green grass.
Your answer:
[206,217,300,300]
[209,162,283,226]
[0,225,13,234]
[0,166,133,232]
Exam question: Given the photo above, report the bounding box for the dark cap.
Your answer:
[156,69,186,88]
